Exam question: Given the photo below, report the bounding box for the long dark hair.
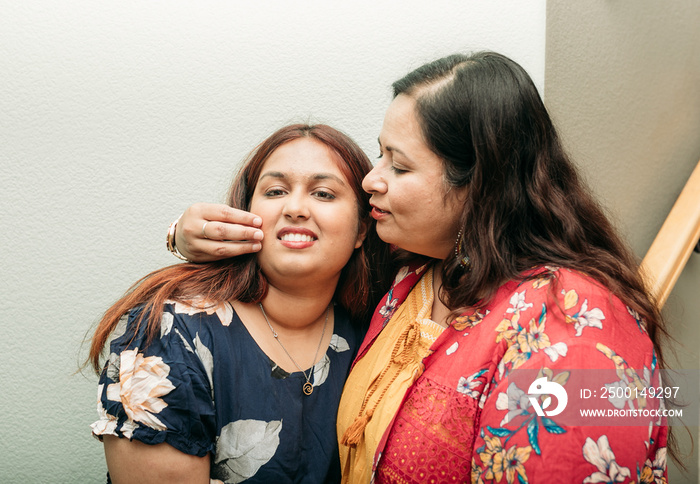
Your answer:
[393,51,679,455]
[89,124,391,373]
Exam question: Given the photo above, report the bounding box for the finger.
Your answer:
[202,221,264,242]
[196,203,262,227]
[186,240,262,262]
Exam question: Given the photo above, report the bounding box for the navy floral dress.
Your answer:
[91,299,362,483]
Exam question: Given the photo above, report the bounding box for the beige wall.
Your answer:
[545,1,700,480]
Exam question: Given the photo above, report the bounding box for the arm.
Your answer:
[92,306,218,481]
[174,202,264,262]
[104,435,210,484]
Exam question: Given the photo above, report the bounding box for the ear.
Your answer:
[354,219,369,249]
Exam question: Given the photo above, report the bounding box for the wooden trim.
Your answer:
[640,160,700,308]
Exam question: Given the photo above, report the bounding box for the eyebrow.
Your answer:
[259,171,347,185]
[378,137,409,158]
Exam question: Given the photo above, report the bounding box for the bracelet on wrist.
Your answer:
[167,214,189,261]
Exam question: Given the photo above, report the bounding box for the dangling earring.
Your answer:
[454,229,471,269]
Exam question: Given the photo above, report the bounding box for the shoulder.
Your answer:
[164,298,235,326]
[490,266,640,329]
[103,299,236,370]
[479,266,654,369]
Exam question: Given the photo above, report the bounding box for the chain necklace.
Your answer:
[259,302,330,396]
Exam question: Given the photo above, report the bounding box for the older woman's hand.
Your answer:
[175,203,263,262]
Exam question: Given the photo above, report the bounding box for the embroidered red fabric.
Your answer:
[375,377,477,483]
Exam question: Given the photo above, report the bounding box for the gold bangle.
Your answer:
[167,214,189,261]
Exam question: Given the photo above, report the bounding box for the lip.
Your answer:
[369,203,390,220]
[277,226,318,249]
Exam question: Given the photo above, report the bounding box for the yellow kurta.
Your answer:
[337,266,444,483]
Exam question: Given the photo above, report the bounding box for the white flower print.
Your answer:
[160,312,173,338]
[108,348,175,431]
[212,419,282,483]
[582,435,631,483]
[120,419,139,440]
[106,352,120,381]
[379,297,398,318]
[174,328,194,352]
[329,334,350,353]
[167,299,233,326]
[91,384,118,437]
[105,314,129,351]
[643,447,667,482]
[194,333,214,399]
[312,354,330,387]
[394,266,410,284]
[627,305,648,333]
[215,302,234,326]
[113,314,128,340]
[167,297,209,315]
[506,291,533,314]
[603,380,629,410]
[308,334,349,388]
[496,382,532,426]
[572,299,605,336]
[446,342,459,355]
[626,306,641,321]
[544,342,568,362]
[457,369,487,399]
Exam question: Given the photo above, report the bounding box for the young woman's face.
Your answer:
[362,94,466,259]
[250,138,365,288]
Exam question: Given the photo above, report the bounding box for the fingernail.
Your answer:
[253,217,262,226]
[253,230,264,241]
[252,243,262,251]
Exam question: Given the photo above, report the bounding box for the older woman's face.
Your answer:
[362,94,466,259]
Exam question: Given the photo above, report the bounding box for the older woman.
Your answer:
[89,124,391,483]
[172,52,670,483]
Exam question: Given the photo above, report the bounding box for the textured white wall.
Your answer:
[0,1,545,481]
[545,2,700,481]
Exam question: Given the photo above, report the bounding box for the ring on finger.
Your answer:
[202,221,209,239]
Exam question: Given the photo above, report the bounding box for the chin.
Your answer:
[376,228,401,247]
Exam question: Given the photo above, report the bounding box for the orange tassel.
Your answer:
[340,408,375,448]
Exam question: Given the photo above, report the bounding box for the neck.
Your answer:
[232,280,337,374]
[431,259,452,327]
[259,283,336,331]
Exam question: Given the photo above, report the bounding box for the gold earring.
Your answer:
[454,229,471,269]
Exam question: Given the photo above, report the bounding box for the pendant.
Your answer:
[303,382,314,395]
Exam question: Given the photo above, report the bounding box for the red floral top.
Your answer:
[353,262,667,484]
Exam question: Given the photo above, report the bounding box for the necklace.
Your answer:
[259,302,330,396]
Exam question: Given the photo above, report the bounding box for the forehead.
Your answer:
[380,95,445,174]
[261,138,346,179]
[379,95,430,155]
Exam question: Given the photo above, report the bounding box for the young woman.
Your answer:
[88,124,390,483]
[172,52,671,483]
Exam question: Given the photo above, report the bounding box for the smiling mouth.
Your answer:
[279,233,316,242]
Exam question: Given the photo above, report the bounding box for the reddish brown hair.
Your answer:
[89,124,391,374]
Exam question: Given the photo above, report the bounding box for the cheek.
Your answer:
[249,202,278,237]
[328,208,362,248]
[391,182,428,216]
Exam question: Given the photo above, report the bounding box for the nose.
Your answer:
[362,163,387,194]
[282,191,310,220]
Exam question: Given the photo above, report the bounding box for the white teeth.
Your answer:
[280,233,314,242]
